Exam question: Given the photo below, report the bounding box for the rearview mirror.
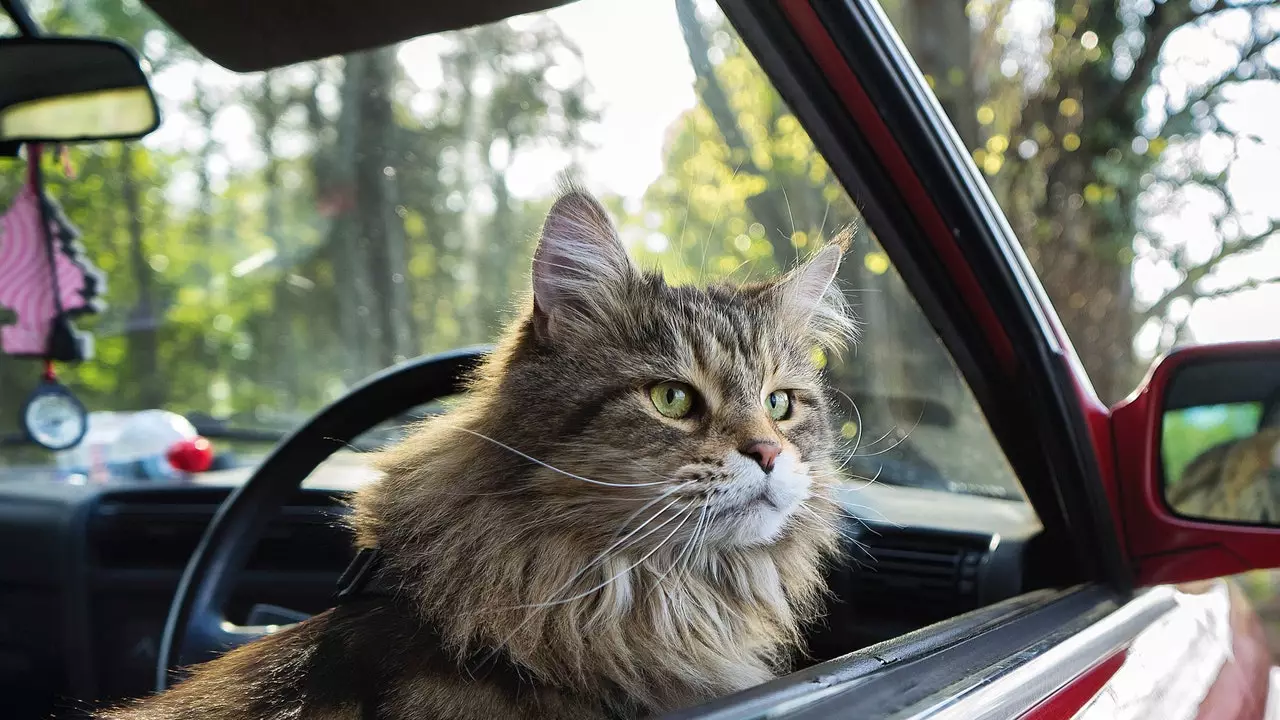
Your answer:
[0,36,160,144]
[1159,346,1280,525]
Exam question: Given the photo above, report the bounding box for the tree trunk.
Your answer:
[330,53,380,382]
[900,0,978,150]
[353,48,413,367]
[121,146,163,407]
[675,0,795,258]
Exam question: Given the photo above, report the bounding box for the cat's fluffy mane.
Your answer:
[350,187,857,713]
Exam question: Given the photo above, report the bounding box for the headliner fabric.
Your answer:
[139,0,574,72]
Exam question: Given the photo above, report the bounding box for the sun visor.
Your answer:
[139,0,574,72]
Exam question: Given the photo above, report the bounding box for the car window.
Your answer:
[880,1,1280,405]
[0,1,1028,509]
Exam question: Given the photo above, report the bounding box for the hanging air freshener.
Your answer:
[0,144,105,451]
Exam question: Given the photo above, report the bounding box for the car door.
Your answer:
[649,1,1278,718]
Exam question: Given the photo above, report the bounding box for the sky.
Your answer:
[137,0,1278,360]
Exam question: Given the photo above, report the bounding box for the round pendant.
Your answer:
[21,380,88,451]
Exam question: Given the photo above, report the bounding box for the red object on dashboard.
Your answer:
[167,436,214,473]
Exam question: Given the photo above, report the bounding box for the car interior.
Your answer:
[0,0,1060,717]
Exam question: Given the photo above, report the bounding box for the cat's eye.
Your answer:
[650,381,695,419]
[766,390,792,421]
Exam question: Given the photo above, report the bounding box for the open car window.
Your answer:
[0,1,1030,522]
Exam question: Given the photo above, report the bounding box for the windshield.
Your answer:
[0,0,1024,501]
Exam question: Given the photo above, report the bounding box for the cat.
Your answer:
[99,185,858,720]
[1167,427,1280,524]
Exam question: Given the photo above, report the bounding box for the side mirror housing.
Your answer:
[0,36,160,145]
[1113,340,1280,586]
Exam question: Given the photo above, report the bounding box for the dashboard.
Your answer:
[0,466,1039,718]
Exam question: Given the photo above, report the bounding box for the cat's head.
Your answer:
[480,186,857,551]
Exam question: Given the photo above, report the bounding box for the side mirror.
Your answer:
[0,36,160,144]
[1161,351,1280,525]
[1113,340,1280,586]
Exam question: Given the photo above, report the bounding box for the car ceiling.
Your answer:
[139,0,573,72]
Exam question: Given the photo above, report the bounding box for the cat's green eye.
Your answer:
[650,382,695,419]
[766,390,792,421]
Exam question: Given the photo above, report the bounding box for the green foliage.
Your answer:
[0,3,595,442]
[1161,402,1263,487]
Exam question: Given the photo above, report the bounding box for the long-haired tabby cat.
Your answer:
[101,186,858,720]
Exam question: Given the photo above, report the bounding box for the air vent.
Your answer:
[87,488,354,573]
[840,525,992,620]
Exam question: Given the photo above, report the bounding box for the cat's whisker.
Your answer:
[828,388,867,474]
[795,492,893,534]
[470,502,696,678]
[821,507,884,536]
[847,426,896,453]
[845,407,924,460]
[448,426,673,488]
[472,493,694,669]
[516,506,696,611]
[645,504,708,599]
[673,504,716,585]
[808,461,880,484]
[809,465,884,487]
[610,482,694,541]
[830,502,902,528]
[796,505,876,565]
[505,488,692,616]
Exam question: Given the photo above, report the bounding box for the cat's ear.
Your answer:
[531,185,638,338]
[774,228,860,353]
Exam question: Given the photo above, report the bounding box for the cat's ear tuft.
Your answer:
[775,227,860,354]
[531,183,637,338]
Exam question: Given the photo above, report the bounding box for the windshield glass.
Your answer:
[0,0,1024,502]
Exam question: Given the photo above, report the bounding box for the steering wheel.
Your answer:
[154,346,490,691]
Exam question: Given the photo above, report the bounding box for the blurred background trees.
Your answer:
[882,0,1280,403]
[0,3,595,432]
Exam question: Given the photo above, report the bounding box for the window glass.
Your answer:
[0,0,1028,512]
[880,0,1280,404]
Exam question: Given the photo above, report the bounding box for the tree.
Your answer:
[0,3,598,437]
[893,0,1280,402]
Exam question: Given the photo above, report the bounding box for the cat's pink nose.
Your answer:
[740,440,781,473]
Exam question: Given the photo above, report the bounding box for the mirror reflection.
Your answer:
[0,86,156,142]
[0,38,159,144]
[1162,356,1280,524]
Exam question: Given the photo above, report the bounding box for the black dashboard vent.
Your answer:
[86,487,354,574]
[838,524,992,620]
